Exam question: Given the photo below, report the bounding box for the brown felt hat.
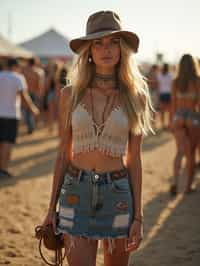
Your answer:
[69,10,140,53]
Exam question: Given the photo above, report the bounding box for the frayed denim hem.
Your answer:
[57,230,128,255]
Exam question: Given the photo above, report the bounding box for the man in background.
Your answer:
[0,58,39,177]
[22,57,44,133]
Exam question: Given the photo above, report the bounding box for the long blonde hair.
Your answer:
[67,38,154,135]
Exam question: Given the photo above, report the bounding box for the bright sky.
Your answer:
[0,0,199,62]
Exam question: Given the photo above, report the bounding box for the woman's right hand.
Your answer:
[42,210,57,231]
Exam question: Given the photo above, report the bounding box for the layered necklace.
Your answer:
[89,72,118,134]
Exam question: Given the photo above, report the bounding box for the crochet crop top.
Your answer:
[71,103,129,157]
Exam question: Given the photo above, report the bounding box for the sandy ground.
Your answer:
[0,123,200,266]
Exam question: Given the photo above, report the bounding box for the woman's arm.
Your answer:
[48,86,72,213]
[127,133,143,220]
[171,81,177,121]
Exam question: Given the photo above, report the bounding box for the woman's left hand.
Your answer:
[126,220,143,252]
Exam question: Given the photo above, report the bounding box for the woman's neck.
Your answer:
[91,71,117,91]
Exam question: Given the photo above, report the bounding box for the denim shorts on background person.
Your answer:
[57,165,134,244]
[173,109,200,127]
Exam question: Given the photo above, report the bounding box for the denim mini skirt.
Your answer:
[57,166,134,241]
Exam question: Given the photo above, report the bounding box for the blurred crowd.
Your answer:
[0,57,68,177]
[0,54,200,196]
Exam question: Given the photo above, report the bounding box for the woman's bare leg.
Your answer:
[185,143,195,192]
[173,152,182,183]
[185,126,198,192]
[172,126,187,189]
[0,142,13,170]
[63,235,98,266]
[103,238,129,266]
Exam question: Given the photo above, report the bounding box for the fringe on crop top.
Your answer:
[71,103,129,157]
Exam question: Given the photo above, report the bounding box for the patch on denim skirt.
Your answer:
[66,194,79,205]
[116,201,128,211]
[113,214,130,228]
[59,218,74,228]
[60,207,75,219]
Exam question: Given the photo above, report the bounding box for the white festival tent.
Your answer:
[20,28,73,60]
[0,34,33,58]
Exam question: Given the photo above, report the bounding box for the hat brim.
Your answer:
[69,30,139,53]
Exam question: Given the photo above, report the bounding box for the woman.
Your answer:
[42,11,153,266]
[170,54,200,195]
[57,65,68,138]
[45,62,59,132]
[157,63,173,129]
[147,64,159,129]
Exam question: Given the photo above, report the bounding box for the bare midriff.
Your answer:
[71,150,125,173]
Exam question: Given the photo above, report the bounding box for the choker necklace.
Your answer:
[95,73,116,81]
[92,73,117,90]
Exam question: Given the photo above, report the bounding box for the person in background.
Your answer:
[170,54,200,195]
[22,57,43,134]
[57,65,68,138]
[147,64,159,128]
[58,65,68,88]
[0,58,39,178]
[35,57,45,101]
[45,62,59,132]
[157,63,173,129]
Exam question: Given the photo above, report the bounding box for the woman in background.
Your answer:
[170,54,200,195]
[45,62,59,132]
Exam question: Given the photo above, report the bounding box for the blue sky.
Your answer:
[0,0,199,62]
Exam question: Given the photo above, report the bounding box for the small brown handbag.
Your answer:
[35,213,65,266]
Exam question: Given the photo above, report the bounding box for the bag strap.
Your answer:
[35,226,65,266]
[38,238,65,266]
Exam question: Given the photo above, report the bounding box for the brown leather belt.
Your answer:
[66,163,128,181]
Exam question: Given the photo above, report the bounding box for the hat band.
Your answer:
[87,26,121,35]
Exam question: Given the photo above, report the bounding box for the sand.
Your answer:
[0,124,199,266]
